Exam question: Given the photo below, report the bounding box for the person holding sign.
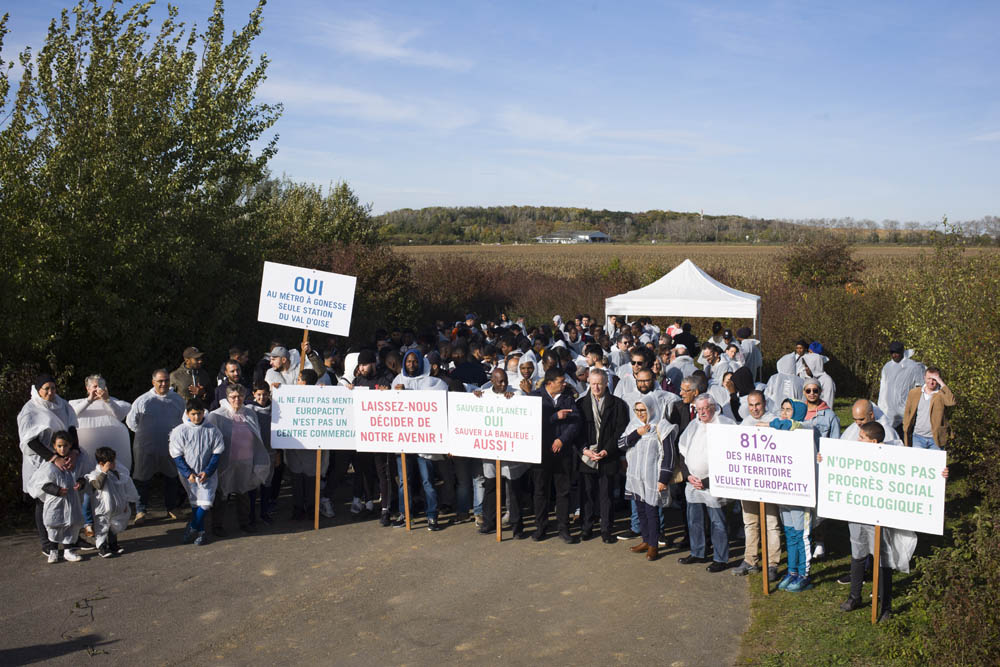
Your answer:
[577,370,629,544]
[827,422,947,621]
[619,395,678,561]
[677,394,736,572]
[531,367,582,544]
[768,399,815,592]
[477,369,530,539]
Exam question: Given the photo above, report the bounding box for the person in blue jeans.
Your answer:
[395,454,440,530]
[902,367,954,451]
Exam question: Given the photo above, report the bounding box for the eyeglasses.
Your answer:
[634,407,648,413]
[631,361,643,366]
[803,388,820,394]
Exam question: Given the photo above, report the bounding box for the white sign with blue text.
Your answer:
[257,261,356,336]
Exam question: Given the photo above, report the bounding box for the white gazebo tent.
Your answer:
[604,259,762,335]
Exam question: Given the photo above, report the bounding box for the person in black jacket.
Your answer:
[531,367,582,544]
[576,370,629,543]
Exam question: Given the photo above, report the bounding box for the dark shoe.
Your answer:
[427,519,442,531]
[513,530,530,540]
[768,566,780,582]
[380,511,391,527]
[98,543,114,559]
[531,530,546,542]
[707,561,729,573]
[602,536,617,544]
[239,523,258,534]
[678,554,710,564]
[646,545,659,561]
[455,512,470,523]
[840,597,864,612]
[878,610,892,623]
[837,572,852,585]
[212,526,227,538]
[630,542,650,554]
[392,515,406,528]
[260,512,274,525]
[617,529,640,541]
[581,530,594,541]
[560,532,578,544]
[478,524,493,535]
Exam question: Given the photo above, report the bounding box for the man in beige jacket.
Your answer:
[902,367,955,450]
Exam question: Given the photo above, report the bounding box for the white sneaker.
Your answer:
[812,542,826,559]
[63,549,82,562]
[350,497,363,515]
[319,498,336,518]
[364,500,374,512]
[47,550,60,564]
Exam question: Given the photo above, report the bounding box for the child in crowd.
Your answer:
[85,446,139,558]
[834,421,948,621]
[769,399,814,592]
[169,398,225,546]
[248,382,278,523]
[28,430,89,563]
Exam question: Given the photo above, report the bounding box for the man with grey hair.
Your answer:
[577,369,629,543]
[677,393,736,572]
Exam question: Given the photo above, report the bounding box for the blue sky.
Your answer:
[4,1,999,221]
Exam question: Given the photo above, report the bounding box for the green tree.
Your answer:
[0,0,280,391]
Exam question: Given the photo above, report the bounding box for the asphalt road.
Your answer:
[0,500,749,666]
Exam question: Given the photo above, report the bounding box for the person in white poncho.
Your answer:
[618,394,678,562]
[28,430,90,563]
[829,421,948,622]
[17,374,81,558]
[126,369,185,523]
[677,394,736,572]
[85,446,139,558]
[876,341,925,436]
[169,398,226,546]
[764,353,805,408]
[206,384,271,536]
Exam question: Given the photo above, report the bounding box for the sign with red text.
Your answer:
[353,390,448,454]
[707,423,816,506]
[271,385,356,450]
[258,261,356,336]
[447,392,542,464]
[817,438,946,534]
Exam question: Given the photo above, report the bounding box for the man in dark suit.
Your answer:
[577,369,629,544]
[531,367,582,544]
[666,375,700,548]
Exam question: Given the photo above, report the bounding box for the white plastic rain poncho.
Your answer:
[621,394,678,508]
[28,456,88,544]
[841,403,903,446]
[664,353,698,390]
[876,352,925,429]
[765,354,805,407]
[17,387,79,493]
[391,350,448,460]
[839,430,917,572]
[739,338,763,381]
[168,420,225,508]
[85,463,139,542]
[706,356,737,386]
[339,352,361,386]
[70,395,133,472]
[207,402,272,493]
[678,404,736,508]
[480,389,531,480]
[126,388,185,481]
[802,353,836,407]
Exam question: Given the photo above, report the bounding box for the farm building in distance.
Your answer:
[534,230,612,244]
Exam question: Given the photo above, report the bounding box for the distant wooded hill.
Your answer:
[376,206,999,245]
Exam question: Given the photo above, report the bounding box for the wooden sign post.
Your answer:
[871,525,882,625]
[400,453,411,530]
[760,501,769,596]
[496,460,502,543]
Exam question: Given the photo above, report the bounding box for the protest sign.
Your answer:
[257,261,356,336]
[817,438,946,535]
[354,390,448,454]
[447,392,541,464]
[271,385,357,450]
[707,424,816,506]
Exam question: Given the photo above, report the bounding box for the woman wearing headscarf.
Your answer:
[619,394,678,561]
[801,350,836,407]
[206,384,271,534]
[17,374,81,557]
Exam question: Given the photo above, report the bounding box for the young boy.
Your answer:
[169,398,225,546]
[86,446,140,558]
[28,431,88,563]
[768,399,814,592]
[836,421,948,621]
[248,382,277,523]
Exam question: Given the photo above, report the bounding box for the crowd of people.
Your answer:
[17,312,954,620]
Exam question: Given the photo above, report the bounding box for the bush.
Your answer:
[783,237,865,287]
[0,364,41,528]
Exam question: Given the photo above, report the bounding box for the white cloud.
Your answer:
[259,80,477,131]
[496,107,598,143]
[319,18,473,71]
[971,130,1000,142]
